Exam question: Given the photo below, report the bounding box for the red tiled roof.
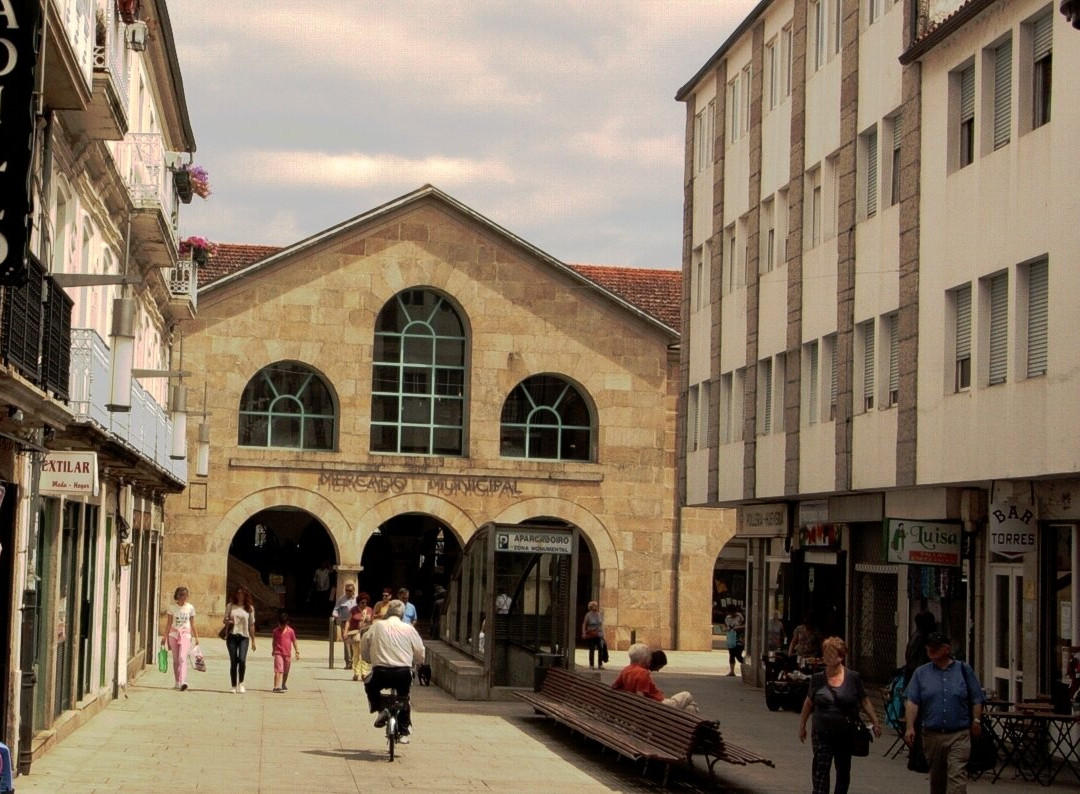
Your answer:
[198,245,682,333]
[568,264,682,333]
[197,244,281,287]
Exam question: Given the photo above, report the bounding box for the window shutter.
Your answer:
[809,341,819,424]
[762,360,773,435]
[702,380,714,445]
[889,314,900,394]
[1034,15,1053,60]
[1027,261,1048,377]
[960,66,975,122]
[893,115,902,151]
[867,128,878,217]
[955,284,972,360]
[993,40,1012,149]
[688,385,699,450]
[829,336,838,415]
[863,322,875,408]
[989,273,1008,385]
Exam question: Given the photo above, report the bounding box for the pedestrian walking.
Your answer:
[162,586,200,691]
[347,592,374,681]
[271,611,299,693]
[725,605,745,676]
[224,585,256,693]
[798,636,883,794]
[398,588,417,625]
[903,632,986,794]
[581,600,605,669]
[332,582,357,668]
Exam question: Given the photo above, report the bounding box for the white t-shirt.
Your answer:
[168,602,196,633]
[225,603,254,637]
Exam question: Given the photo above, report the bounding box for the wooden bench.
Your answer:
[516,666,773,786]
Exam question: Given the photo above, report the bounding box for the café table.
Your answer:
[983,704,1080,786]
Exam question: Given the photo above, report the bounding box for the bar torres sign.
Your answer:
[0,0,41,287]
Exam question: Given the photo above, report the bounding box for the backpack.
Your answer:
[884,669,906,730]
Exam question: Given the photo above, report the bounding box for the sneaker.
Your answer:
[230,687,236,693]
[272,687,282,693]
[238,684,246,694]
[374,711,389,729]
[173,684,182,690]
[181,683,188,691]
[281,685,288,691]
[398,735,410,744]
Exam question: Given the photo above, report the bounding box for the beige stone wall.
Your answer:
[675,505,738,650]
[164,197,702,649]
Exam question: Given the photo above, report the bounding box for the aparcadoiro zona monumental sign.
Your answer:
[0,0,42,287]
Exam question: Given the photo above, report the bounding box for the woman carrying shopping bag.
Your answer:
[162,586,200,691]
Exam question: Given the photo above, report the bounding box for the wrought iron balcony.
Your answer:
[169,257,199,314]
[112,132,181,268]
[43,0,96,109]
[68,328,187,483]
[1,254,73,401]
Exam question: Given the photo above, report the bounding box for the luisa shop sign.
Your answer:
[0,0,41,287]
[885,518,962,567]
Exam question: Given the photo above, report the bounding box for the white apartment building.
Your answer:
[1,0,200,772]
[678,0,1076,700]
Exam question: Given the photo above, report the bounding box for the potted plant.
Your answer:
[179,236,218,266]
[173,164,210,204]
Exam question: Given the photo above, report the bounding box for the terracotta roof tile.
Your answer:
[196,243,281,287]
[569,264,682,333]
[198,245,682,333]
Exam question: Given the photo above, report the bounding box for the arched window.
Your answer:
[500,375,593,461]
[238,362,336,450]
[370,289,467,455]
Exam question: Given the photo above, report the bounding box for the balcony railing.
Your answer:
[113,132,180,242]
[170,257,199,310]
[1,254,74,401]
[68,328,187,483]
[58,0,96,89]
[92,0,131,108]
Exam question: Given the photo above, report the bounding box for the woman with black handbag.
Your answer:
[798,636,883,794]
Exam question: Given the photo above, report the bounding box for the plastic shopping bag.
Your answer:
[190,645,207,673]
[157,646,169,673]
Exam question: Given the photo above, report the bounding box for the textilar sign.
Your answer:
[884,518,961,566]
[39,451,100,496]
[495,530,572,555]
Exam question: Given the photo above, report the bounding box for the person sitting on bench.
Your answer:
[612,643,699,714]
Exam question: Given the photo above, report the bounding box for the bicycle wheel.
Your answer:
[387,713,396,761]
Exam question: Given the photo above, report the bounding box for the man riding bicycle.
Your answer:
[359,599,426,742]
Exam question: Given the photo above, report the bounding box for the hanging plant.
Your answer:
[174,169,193,203]
[179,236,218,266]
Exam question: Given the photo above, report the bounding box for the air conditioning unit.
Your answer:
[125,21,148,52]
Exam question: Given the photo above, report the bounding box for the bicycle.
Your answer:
[375,690,411,761]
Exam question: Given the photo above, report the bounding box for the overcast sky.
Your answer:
[170,1,757,270]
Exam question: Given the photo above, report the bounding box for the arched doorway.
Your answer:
[360,513,462,634]
[226,507,336,623]
[713,539,748,650]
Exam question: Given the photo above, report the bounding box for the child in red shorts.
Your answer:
[272,611,299,693]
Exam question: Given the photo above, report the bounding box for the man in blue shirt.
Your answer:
[398,588,418,625]
[904,632,986,794]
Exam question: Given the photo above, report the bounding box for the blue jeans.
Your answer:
[226,634,249,686]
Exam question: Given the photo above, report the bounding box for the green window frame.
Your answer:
[237,361,337,450]
[500,374,593,461]
[370,289,467,455]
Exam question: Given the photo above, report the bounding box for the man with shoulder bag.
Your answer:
[904,632,987,794]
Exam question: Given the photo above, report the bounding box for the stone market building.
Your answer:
[163,185,718,659]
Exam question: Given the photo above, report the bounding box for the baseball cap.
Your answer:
[926,631,951,647]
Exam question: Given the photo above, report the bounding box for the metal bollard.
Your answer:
[328,615,336,669]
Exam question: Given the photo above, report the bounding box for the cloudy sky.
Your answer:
[170,1,757,270]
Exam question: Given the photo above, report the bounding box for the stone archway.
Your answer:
[210,488,353,617]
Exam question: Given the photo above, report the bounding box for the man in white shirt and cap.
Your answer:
[360,599,426,742]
